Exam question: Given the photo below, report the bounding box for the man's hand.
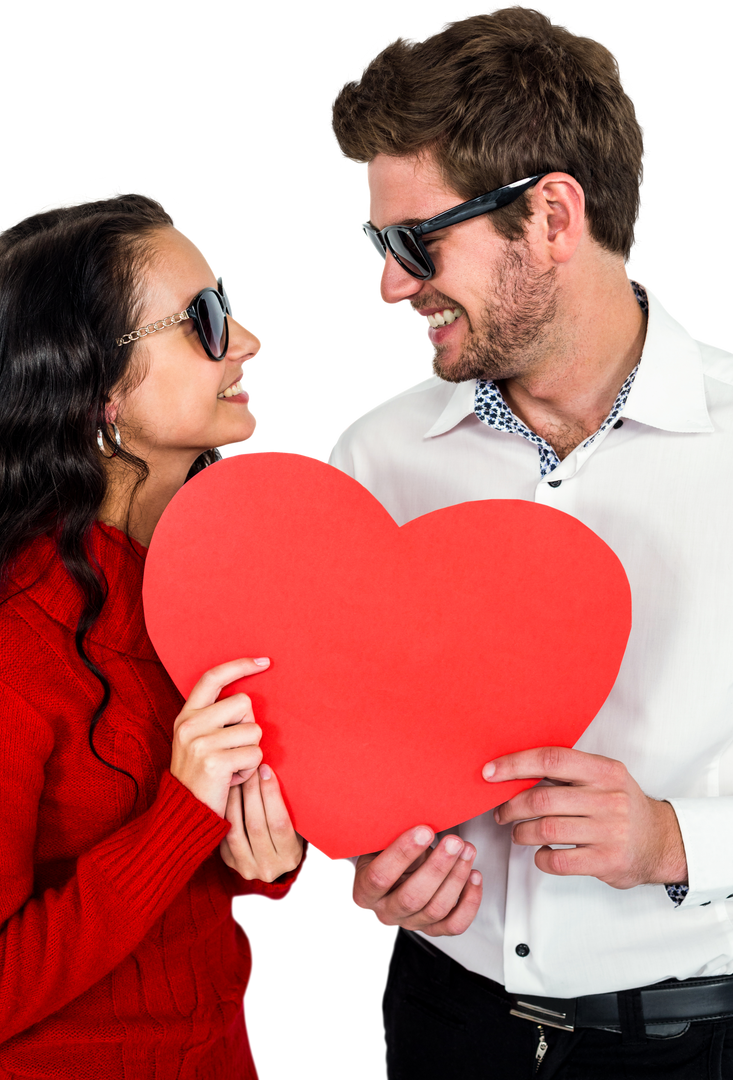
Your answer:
[485,746,688,889]
[353,827,482,937]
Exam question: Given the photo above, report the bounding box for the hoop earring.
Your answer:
[96,423,122,457]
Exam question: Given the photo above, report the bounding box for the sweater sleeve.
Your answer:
[0,681,230,1044]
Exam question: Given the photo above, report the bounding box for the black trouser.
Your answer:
[383,928,733,1080]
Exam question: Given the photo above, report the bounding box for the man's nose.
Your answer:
[380,252,424,304]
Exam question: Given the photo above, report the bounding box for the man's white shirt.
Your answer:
[330,289,733,998]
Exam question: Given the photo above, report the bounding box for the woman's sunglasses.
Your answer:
[363,174,548,281]
[116,278,232,360]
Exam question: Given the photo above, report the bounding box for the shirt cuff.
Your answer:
[666,796,733,906]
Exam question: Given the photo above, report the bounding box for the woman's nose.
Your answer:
[228,318,261,361]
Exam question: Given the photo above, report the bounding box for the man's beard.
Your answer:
[431,241,559,384]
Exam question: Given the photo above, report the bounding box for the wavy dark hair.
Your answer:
[0,194,220,793]
[333,8,644,259]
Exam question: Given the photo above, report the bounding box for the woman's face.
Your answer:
[114,228,260,466]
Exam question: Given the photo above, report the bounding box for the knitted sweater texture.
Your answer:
[0,523,299,1079]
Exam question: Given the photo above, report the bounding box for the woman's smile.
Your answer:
[218,376,249,401]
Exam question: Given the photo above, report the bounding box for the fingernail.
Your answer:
[460,844,474,861]
[469,870,482,885]
[445,837,463,856]
[483,762,496,780]
[259,764,272,780]
[414,827,433,846]
[253,657,270,666]
[493,808,501,823]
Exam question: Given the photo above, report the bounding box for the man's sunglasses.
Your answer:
[116,278,232,360]
[363,174,548,281]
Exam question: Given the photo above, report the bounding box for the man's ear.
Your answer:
[531,173,585,264]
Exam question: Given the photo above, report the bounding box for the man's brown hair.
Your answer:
[332,8,643,259]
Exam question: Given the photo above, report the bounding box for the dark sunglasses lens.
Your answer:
[386,229,431,279]
[197,291,227,359]
[218,278,233,315]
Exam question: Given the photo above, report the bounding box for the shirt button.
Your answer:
[515,943,530,957]
[548,480,562,489]
[613,419,624,429]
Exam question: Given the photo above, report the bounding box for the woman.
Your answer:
[0,194,304,1078]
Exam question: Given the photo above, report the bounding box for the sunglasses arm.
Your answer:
[415,173,548,238]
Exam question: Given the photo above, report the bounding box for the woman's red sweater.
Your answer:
[0,523,301,1079]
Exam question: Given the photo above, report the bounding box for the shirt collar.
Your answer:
[621,289,713,433]
[423,286,713,440]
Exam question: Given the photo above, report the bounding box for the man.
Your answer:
[329,9,733,1079]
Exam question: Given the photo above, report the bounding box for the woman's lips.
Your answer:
[218,378,249,402]
[223,389,250,404]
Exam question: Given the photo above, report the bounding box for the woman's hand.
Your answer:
[220,765,304,882]
[169,658,270,819]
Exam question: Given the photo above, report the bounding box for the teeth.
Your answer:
[427,308,462,329]
[218,380,243,399]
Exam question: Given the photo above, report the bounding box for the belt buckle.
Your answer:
[510,995,577,1032]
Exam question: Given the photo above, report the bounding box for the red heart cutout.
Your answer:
[143,454,631,858]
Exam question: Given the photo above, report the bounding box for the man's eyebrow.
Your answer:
[367,217,425,230]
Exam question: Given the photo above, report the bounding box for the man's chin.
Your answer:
[432,347,496,384]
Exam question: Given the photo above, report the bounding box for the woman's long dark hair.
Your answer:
[0,195,219,792]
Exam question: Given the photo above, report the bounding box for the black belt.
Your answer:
[403,929,733,1035]
[509,978,733,1034]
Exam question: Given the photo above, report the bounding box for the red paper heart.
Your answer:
[143,454,631,858]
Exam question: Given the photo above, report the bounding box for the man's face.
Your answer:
[367,153,559,383]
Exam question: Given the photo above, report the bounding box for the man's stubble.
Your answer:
[432,240,559,384]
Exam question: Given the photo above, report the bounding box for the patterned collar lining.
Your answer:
[474,282,649,478]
